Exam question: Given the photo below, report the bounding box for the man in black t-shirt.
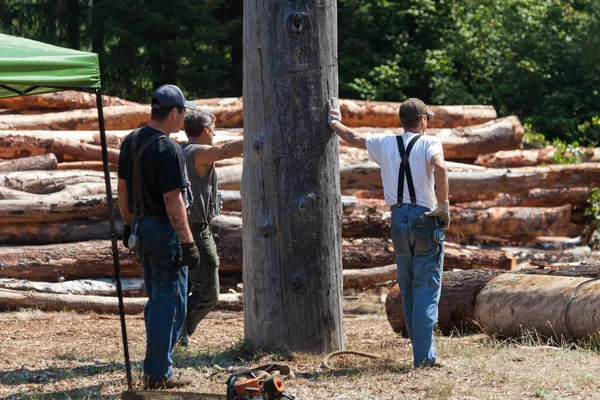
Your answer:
[117,84,200,390]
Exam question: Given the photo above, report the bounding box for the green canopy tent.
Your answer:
[0,33,133,389]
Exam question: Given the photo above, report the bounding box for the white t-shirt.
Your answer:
[366,132,444,209]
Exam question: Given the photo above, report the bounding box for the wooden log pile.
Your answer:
[0,91,596,320]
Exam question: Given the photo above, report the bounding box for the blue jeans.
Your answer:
[183,223,220,339]
[390,204,444,366]
[135,216,188,380]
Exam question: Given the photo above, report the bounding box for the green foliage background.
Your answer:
[0,0,598,144]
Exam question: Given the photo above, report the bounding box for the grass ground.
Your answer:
[0,289,599,400]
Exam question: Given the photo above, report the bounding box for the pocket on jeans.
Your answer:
[391,226,408,254]
[411,217,437,255]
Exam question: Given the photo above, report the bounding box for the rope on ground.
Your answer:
[322,350,383,370]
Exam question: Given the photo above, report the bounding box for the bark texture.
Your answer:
[475,273,600,340]
[241,0,343,353]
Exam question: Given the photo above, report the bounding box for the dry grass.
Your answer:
[1,288,599,400]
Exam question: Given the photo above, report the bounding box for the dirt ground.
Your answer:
[1,289,599,400]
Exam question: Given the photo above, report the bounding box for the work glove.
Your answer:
[122,224,131,249]
[424,200,450,230]
[327,98,342,127]
[180,242,200,270]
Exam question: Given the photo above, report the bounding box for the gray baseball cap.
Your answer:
[151,84,196,110]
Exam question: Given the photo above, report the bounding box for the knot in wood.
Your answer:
[287,12,311,38]
[297,192,316,213]
[290,273,304,290]
[253,137,263,154]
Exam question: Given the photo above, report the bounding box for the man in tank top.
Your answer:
[179,109,243,347]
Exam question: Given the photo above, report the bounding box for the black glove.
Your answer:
[180,242,200,270]
[122,224,131,249]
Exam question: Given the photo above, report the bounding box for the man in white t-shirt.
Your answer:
[328,97,449,368]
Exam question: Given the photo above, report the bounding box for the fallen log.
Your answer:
[351,116,523,159]
[339,99,497,129]
[0,169,110,194]
[456,187,593,209]
[0,288,243,314]
[0,130,237,159]
[386,263,600,336]
[501,246,591,265]
[0,194,118,223]
[0,277,145,296]
[0,182,111,201]
[0,105,150,131]
[474,273,600,341]
[0,90,136,110]
[57,161,118,172]
[342,203,571,238]
[0,240,139,281]
[0,154,57,172]
[386,269,504,335]
[0,217,123,245]
[339,161,600,194]
[475,146,600,168]
[343,264,397,289]
[50,138,120,164]
[0,97,496,131]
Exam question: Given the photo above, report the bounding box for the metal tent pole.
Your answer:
[95,88,133,390]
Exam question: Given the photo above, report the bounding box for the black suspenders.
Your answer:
[130,129,165,217]
[396,134,422,206]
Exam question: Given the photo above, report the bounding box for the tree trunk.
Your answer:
[241,0,343,353]
[0,240,140,282]
[386,270,504,335]
[0,154,57,172]
[220,190,358,215]
[0,91,135,110]
[0,194,118,223]
[51,138,120,164]
[0,288,243,314]
[0,216,123,245]
[475,274,600,340]
[386,263,600,336]
[0,169,110,194]
[475,146,600,168]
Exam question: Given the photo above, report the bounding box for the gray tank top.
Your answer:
[182,143,218,224]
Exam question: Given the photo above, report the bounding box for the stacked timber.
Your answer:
[0,91,597,318]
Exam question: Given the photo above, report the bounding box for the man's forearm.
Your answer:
[164,192,194,243]
[331,123,367,150]
[434,167,449,203]
[222,139,243,158]
[117,179,133,225]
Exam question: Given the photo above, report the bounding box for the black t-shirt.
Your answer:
[117,125,187,217]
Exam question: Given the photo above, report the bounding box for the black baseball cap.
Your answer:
[399,98,434,122]
[151,84,196,110]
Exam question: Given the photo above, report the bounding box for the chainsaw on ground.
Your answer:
[226,366,295,400]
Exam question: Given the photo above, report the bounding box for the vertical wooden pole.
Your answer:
[242,0,343,353]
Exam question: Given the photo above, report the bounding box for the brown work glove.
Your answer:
[327,98,342,127]
[424,200,450,230]
[180,242,200,270]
